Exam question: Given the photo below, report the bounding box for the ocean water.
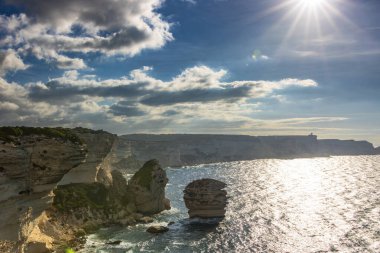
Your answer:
[81,156,380,253]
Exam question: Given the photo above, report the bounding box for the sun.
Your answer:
[298,0,326,7]
[260,0,354,52]
[298,0,327,8]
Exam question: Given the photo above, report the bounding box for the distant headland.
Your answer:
[117,133,380,169]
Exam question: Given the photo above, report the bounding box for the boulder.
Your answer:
[183,179,227,219]
[127,159,171,214]
[146,225,169,234]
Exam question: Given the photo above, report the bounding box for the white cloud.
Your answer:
[54,54,87,70]
[0,101,19,111]
[0,49,29,76]
[0,0,173,69]
[169,66,227,90]
[0,65,322,133]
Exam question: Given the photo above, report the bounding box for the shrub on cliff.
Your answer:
[0,126,82,144]
[53,183,109,211]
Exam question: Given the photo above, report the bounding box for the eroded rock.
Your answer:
[128,159,171,214]
[183,179,227,219]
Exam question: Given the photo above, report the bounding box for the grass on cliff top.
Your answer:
[53,183,109,211]
[0,126,82,144]
[130,160,158,190]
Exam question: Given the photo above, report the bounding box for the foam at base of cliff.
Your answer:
[118,134,376,168]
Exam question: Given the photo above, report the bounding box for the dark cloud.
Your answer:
[162,110,179,116]
[140,86,251,106]
[109,101,146,117]
[28,81,149,102]
[95,27,150,50]
[5,0,161,31]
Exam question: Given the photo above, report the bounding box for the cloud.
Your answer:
[252,49,269,61]
[54,54,87,70]
[0,49,29,76]
[0,65,323,134]
[140,86,250,106]
[1,0,173,69]
[109,101,146,117]
[181,0,197,5]
[0,101,19,111]
[26,66,316,107]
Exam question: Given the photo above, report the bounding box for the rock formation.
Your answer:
[146,225,169,234]
[183,179,227,219]
[127,159,171,214]
[0,127,170,253]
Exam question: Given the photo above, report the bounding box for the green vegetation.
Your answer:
[0,126,82,144]
[53,183,109,211]
[130,159,158,190]
[73,127,109,135]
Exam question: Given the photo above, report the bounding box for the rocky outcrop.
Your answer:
[375,146,380,155]
[184,179,227,219]
[127,159,171,214]
[146,225,169,234]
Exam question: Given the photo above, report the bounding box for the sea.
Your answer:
[80,155,380,253]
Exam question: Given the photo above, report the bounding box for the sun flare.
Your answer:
[298,0,326,8]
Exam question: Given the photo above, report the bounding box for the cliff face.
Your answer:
[59,128,117,186]
[0,131,86,243]
[317,139,375,156]
[116,134,376,168]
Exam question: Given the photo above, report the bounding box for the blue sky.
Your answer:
[0,0,379,146]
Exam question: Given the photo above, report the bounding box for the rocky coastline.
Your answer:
[0,127,170,253]
[0,127,379,252]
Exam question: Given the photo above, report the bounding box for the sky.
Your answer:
[0,0,379,146]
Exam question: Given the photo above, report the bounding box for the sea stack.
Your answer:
[183,179,227,219]
[128,159,171,214]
